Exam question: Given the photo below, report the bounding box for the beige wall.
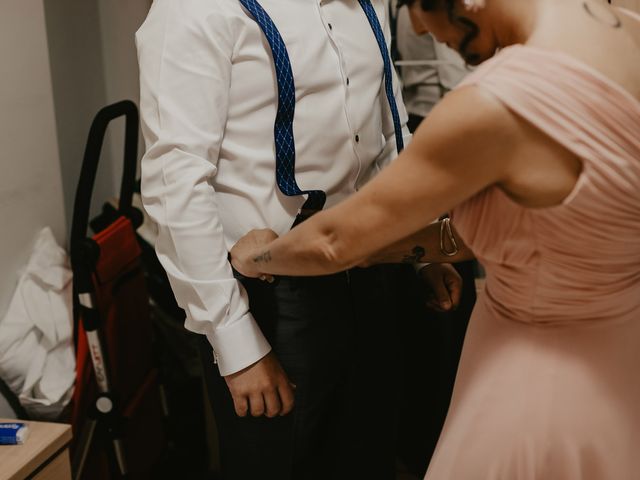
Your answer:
[43,0,112,228]
[97,0,152,195]
[0,0,66,317]
[43,0,151,230]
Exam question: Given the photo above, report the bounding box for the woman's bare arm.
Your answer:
[231,86,521,277]
[362,220,474,266]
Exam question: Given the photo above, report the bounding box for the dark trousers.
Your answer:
[398,114,475,474]
[199,266,402,480]
[395,261,475,475]
[407,113,425,135]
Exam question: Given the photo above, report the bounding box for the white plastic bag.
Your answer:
[0,227,75,420]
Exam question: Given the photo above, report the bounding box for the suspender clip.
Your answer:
[292,208,321,228]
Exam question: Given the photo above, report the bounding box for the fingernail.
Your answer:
[442,301,452,309]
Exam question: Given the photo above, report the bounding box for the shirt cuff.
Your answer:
[205,313,272,376]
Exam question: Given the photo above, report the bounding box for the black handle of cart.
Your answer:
[71,100,139,250]
[70,100,140,480]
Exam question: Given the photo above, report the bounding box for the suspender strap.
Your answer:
[239,0,326,215]
[358,0,405,154]
[239,0,405,224]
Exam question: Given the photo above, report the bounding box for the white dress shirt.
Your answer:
[136,0,410,376]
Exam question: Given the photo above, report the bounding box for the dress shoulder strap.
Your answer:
[458,45,640,164]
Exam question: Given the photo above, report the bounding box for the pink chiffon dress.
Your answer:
[424,41,640,479]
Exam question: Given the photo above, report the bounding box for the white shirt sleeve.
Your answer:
[136,1,271,376]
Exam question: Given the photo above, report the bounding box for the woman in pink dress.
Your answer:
[230,0,640,477]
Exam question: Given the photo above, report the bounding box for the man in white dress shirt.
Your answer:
[136,0,459,478]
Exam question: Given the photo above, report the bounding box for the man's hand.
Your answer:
[419,263,463,312]
[230,228,279,279]
[224,351,295,418]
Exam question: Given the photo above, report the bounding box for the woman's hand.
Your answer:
[419,263,463,312]
[230,228,279,279]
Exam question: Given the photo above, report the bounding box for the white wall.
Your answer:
[43,0,113,228]
[98,0,152,194]
[43,0,151,231]
[0,0,151,317]
[0,0,67,317]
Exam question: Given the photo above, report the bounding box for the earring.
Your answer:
[462,0,485,12]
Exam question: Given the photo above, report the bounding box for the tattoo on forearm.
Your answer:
[402,246,426,264]
[583,2,622,28]
[253,250,272,264]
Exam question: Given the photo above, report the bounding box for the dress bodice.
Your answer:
[452,45,640,325]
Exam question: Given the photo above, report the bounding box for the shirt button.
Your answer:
[328,23,333,30]
[355,134,360,143]
[346,77,350,86]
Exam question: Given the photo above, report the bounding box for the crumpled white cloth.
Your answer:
[0,227,75,420]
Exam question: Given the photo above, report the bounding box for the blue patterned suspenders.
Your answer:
[238,0,404,224]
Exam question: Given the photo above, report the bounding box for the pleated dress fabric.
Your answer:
[424,43,640,480]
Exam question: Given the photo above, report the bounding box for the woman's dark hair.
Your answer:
[396,0,480,64]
